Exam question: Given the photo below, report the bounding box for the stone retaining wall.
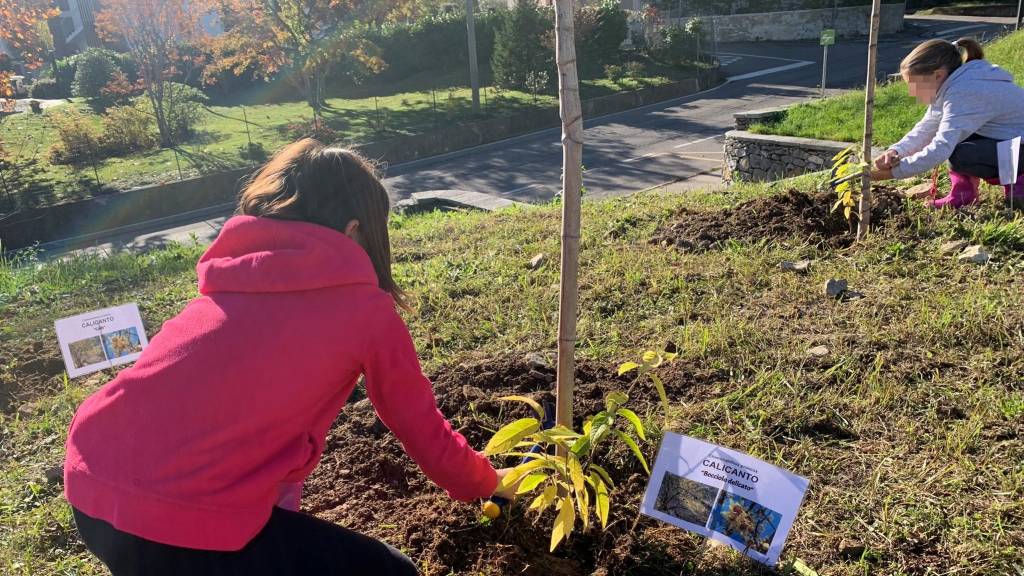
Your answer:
[724,130,882,182]
[696,2,905,43]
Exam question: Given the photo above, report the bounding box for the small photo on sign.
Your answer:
[68,337,107,369]
[708,491,783,556]
[55,304,149,379]
[102,328,143,360]
[654,471,719,527]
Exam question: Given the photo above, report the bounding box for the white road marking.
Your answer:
[727,61,815,81]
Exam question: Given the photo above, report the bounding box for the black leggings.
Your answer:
[73,507,419,576]
[950,134,1024,180]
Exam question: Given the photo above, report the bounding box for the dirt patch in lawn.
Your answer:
[653,187,912,252]
[303,355,733,576]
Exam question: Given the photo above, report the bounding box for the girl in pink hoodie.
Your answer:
[64,139,515,575]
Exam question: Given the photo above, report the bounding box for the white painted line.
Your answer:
[674,134,721,149]
[727,61,815,82]
[507,183,542,194]
[624,152,660,163]
[934,23,988,37]
[716,51,806,63]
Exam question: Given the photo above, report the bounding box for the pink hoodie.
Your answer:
[64,215,497,551]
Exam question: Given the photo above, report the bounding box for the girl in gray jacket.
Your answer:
[872,38,1024,208]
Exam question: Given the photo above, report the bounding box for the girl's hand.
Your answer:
[874,150,900,170]
[492,468,520,501]
[870,167,894,181]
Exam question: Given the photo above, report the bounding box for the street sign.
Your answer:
[821,29,836,46]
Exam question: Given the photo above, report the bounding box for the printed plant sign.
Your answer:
[640,432,810,566]
[55,304,149,378]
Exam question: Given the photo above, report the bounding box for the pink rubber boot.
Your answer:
[929,171,979,209]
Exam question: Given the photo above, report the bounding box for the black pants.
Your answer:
[950,134,1024,180]
[73,507,419,576]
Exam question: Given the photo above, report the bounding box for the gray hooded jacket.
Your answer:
[891,60,1024,179]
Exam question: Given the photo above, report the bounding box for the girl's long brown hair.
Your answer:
[901,37,984,76]
[237,138,407,308]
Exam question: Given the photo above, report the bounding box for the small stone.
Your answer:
[674,238,695,251]
[462,385,486,400]
[807,345,830,358]
[940,239,968,256]
[528,369,554,383]
[778,259,811,272]
[528,253,547,270]
[44,464,63,485]
[957,245,990,265]
[904,182,935,199]
[524,353,549,370]
[824,278,848,299]
[808,155,825,164]
[838,539,866,561]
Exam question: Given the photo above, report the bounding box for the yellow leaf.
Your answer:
[649,372,670,416]
[641,350,660,365]
[568,453,586,494]
[517,473,547,495]
[530,484,558,514]
[588,464,615,489]
[591,472,610,529]
[497,395,545,419]
[844,206,852,219]
[484,418,539,456]
[578,482,590,531]
[499,459,550,492]
[617,361,640,375]
[550,496,575,552]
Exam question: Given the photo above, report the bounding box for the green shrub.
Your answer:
[99,104,158,156]
[624,61,645,79]
[138,82,207,145]
[656,20,704,67]
[29,79,64,100]
[74,48,120,100]
[604,64,625,83]
[492,0,554,91]
[47,109,102,165]
[579,0,628,67]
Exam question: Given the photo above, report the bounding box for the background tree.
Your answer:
[204,0,386,122]
[95,0,207,147]
[0,0,57,98]
[491,0,553,91]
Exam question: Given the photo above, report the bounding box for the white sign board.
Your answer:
[640,432,810,566]
[997,136,1021,186]
[55,304,149,378]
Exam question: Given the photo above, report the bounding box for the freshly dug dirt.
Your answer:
[653,187,911,251]
[303,356,732,575]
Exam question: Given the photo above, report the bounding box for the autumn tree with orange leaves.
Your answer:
[204,0,388,122]
[95,0,208,146]
[0,0,57,101]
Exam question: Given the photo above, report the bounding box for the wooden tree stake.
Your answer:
[858,0,882,240]
[553,0,584,439]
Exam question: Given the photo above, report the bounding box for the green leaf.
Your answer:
[604,391,629,412]
[617,361,640,376]
[588,464,615,489]
[517,473,547,494]
[663,351,678,362]
[615,430,650,474]
[530,484,558,514]
[550,496,575,552]
[591,472,610,529]
[649,372,670,416]
[617,408,646,441]
[485,418,539,456]
[497,395,545,419]
[570,434,591,456]
[567,453,586,494]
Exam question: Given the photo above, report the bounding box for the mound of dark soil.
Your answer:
[653,187,911,252]
[303,356,732,576]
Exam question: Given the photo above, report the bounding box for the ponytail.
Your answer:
[953,37,984,63]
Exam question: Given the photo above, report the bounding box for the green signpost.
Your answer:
[820,29,835,97]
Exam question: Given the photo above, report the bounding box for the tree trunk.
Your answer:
[553,0,584,440]
[858,0,881,240]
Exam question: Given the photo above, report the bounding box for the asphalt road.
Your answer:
[41,16,1015,255]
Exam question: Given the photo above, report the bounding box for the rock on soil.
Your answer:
[957,245,990,265]
[824,279,849,299]
[653,187,911,252]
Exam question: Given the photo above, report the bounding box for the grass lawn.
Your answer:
[749,30,1024,146]
[1,176,1021,574]
[0,60,699,212]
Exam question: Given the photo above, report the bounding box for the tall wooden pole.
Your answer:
[466,0,480,112]
[858,0,881,240]
[553,0,584,438]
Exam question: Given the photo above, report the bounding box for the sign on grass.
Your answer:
[640,432,810,566]
[55,304,149,378]
[821,29,836,46]
[997,136,1021,186]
